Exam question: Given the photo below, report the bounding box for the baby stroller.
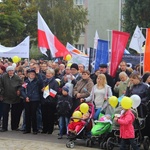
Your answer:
[106,103,150,150]
[66,103,95,148]
[86,104,115,149]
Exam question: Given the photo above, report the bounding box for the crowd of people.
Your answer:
[0,58,150,143]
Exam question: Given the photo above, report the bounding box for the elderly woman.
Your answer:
[41,69,59,134]
[114,72,130,97]
[72,70,94,111]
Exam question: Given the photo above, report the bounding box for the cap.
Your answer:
[6,66,15,72]
[99,64,108,68]
[62,86,69,93]
[70,63,79,70]
[27,69,36,74]
[0,65,6,72]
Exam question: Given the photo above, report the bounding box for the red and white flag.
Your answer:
[38,12,70,57]
[22,82,28,88]
[49,89,57,98]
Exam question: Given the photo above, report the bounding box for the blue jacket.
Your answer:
[21,78,43,102]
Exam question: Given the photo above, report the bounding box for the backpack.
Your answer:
[57,98,72,116]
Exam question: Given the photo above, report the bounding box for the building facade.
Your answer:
[74,0,121,51]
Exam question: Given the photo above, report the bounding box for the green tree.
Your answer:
[123,0,150,39]
[37,0,88,45]
[0,0,25,46]
[0,0,88,59]
[0,0,38,46]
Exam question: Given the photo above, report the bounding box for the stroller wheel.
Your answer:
[66,141,75,148]
[85,139,92,147]
[99,142,104,149]
[106,137,115,150]
[103,142,107,149]
[143,136,150,150]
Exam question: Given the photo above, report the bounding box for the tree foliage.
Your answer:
[37,0,88,44]
[0,0,88,47]
[0,0,37,46]
[123,0,150,37]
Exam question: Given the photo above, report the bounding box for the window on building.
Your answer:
[74,0,84,5]
[75,44,84,52]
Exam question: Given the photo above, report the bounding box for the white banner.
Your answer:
[0,36,30,58]
[69,51,89,69]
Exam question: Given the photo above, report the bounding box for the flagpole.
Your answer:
[140,27,146,75]
[139,27,146,76]
[107,29,112,74]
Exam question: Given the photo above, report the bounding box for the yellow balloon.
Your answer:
[72,111,82,122]
[12,56,19,63]
[121,96,132,109]
[80,103,89,114]
[67,63,72,67]
[109,96,118,108]
[65,54,72,61]
[18,57,21,62]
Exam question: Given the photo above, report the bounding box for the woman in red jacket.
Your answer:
[114,104,139,150]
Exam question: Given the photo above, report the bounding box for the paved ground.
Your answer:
[0,128,95,150]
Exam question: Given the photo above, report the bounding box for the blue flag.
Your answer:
[94,39,109,71]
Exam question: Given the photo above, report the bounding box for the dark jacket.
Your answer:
[56,95,72,117]
[21,78,43,102]
[125,82,149,103]
[0,73,22,104]
[41,77,59,104]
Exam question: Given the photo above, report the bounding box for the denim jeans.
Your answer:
[94,108,101,120]
[59,116,69,136]
[120,138,139,150]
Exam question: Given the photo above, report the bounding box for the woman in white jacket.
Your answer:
[81,74,112,119]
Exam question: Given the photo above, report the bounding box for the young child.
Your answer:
[114,108,139,150]
[68,111,90,135]
[99,114,112,123]
[56,86,72,139]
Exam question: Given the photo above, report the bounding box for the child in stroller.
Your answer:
[68,111,90,135]
[85,113,113,148]
[66,103,95,148]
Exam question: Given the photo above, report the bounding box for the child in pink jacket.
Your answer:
[114,109,139,150]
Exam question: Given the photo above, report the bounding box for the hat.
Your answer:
[142,73,150,82]
[99,64,108,68]
[70,63,78,70]
[0,65,6,72]
[27,69,36,74]
[6,66,14,72]
[62,86,69,93]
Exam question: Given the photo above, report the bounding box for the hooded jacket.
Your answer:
[117,109,135,139]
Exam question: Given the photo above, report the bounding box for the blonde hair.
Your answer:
[97,74,107,87]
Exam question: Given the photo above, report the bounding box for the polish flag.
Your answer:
[49,89,57,98]
[38,12,70,57]
[22,82,28,88]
